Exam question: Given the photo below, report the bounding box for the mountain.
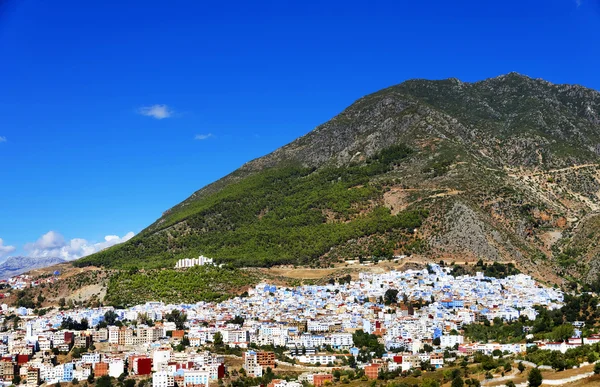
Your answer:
[76,73,600,285]
[0,256,65,279]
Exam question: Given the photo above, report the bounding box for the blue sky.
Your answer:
[0,0,598,260]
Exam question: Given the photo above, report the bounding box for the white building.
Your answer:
[440,335,463,348]
[108,326,120,344]
[153,349,172,370]
[152,371,174,387]
[175,256,213,269]
[183,370,210,387]
[296,354,336,365]
[108,359,125,378]
[221,330,249,346]
[329,333,353,349]
[82,353,102,366]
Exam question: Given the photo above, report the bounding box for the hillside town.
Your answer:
[0,264,584,387]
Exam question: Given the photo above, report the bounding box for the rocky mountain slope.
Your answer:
[76,73,600,285]
[0,256,65,279]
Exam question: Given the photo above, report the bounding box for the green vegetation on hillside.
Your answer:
[76,145,427,269]
[464,293,600,344]
[104,265,255,306]
[450,261,520,279]
[523,344,600,370]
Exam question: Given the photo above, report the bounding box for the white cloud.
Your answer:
[138,104,173,119]
[194,133,213,140]
[0,136,6,143]
[0,238,16,258]
[24,231,135,261]
[576,0,582,7]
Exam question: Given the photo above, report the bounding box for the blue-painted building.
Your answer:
[441,300,464,308]
[63,363,74,382]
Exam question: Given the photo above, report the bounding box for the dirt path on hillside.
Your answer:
[507,163,600,177]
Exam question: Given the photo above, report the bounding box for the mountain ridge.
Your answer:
[0,256,65,280]
[164,72,600,217]
[76,73,600,285]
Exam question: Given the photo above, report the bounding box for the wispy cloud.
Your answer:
[24,231,135,261]
[0,136,6,143]
[138,104,173,119]
[194,133,213,140]
[576,0,582,7]
[0,238,16,258]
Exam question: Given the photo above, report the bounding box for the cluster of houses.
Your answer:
[0,264,571,386]
[0,273,60,292]
[0,321,227,387]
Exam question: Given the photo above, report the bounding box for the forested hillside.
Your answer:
[77,145,427,268]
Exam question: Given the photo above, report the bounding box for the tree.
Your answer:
[433,337,441,346]
[72,379,79,385]
[468,379,481,387]
[333,370,341,381]
[96,375,112,387]
[165,309,187,330]
[384,289,399,305]
[213,332,223,347]
[595,363,600,375]
[104,310,118,325]
[137,312,153,326]
[505,381,516,387]
[551,324,574,342]
[124,380,136,387]
[518,362,525,373]
[420,360,431,371]
[421,379,440,387]
[59,298,66,307]
[528,368,542,387]
[227,315,244,325]
[348,355,357,368]
[504,363,512,373]
[13,376,21,385]
[451,377,464,387]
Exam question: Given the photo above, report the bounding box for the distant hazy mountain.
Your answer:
[0,256,65,280]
